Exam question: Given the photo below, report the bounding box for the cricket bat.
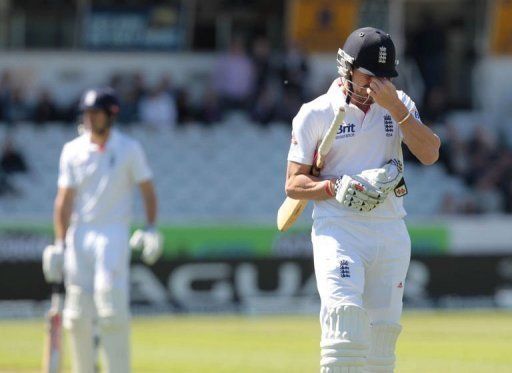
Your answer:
[43,283,65,373]
[277,106,346,231]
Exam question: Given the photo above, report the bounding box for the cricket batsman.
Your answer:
[42,87,163,373]
[285,28,441,372]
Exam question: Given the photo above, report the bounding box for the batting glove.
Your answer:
[360,159,404,194]
[333,175,386,212]
[130,226,163,265]
[42,240,64,283]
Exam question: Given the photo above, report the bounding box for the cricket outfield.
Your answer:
[0,311,511,372]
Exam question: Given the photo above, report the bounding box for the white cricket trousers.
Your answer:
[64,223,130,294]
[63,223,131,373]
[312,216,411,325]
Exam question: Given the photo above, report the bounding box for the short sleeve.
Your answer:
[130,141,153,183]
[397,91,422,139]
[57,144,76,188]
[398,91,422,123]
[287,105,320,165]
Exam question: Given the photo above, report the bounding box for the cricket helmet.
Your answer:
[337,27,398,79]
[79,87,120,116]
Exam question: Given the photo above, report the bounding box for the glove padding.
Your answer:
[334,160,403,212]
[359,159,403,194]
[42,243,64,283]
[129,227,163,265]
[334,175,386,212]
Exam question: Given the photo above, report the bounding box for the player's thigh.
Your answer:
[93,225,130,292]
[312,218,366,309]
[363,221,411,323]
[64,225,94,291]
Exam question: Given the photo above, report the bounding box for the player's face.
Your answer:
[347,70,374,105]
[84,109,110,135]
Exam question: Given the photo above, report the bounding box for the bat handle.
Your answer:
[311,156,324,177]
[49,282,65,312]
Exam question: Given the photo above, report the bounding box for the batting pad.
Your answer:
[364,322,402,372]
[63,285,95,373]
[95,288,131,373]
[320,305,370,373]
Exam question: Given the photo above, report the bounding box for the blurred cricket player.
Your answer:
[286,28,441,372]
[42,87,163,373]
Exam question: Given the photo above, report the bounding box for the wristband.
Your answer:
[397,111,411,125]
[325,180,335,197]
[55,239,65,250]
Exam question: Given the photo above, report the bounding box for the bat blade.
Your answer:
[43,284,64,373]
[277,198,308,231]
[277,107,346,231]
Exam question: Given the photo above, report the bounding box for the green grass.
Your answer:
[0,311,511,372]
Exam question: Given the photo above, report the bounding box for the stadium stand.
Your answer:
[1,109,501,222]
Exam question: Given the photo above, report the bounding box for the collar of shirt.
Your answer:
[85,129,119,153]
[327,78,377,116]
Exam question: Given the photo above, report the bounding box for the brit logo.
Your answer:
[340,260,351,278]
[336,122,356,139]
[378,46,387,63]
[384,114,393,137]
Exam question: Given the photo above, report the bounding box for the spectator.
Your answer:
[6,87,30,124]
[138,83,177,130]
[438,123,468,175]
[0,70,13,122]
[251,83,277,126]
[473,178,504,213]
[212,37,255,111]
[33,89,59,124]
[0,137,28,175]
[117,88,140,124]
[274,87,302,124]
[157,73,192,124]
[251,37,276,101]
[407,15,447,109]
[279,40,309,100]
[160,73,178,99]
[197,85,222,125]
[132,71,149,103]
[0,170,18,197]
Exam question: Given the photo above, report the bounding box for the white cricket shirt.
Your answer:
[288,79,421,219]
[58,129,152,226]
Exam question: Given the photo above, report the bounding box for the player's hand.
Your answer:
[359,159,404,194]
[367,78,401,111]
[333,175,386,212]
[130,227,163,265]
[42,241,64,283]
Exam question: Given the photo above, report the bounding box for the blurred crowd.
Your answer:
[1,31,512,215]
[0,37,309,130]
[401,120,512,214]
[437,125,512,214]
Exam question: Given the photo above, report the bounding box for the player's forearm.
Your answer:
[53,196,73,242]
[144,194,157,226]
[389,102,441,165]
[140,181,157,226]
[285,174,334,200]
[400,120,440,165]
